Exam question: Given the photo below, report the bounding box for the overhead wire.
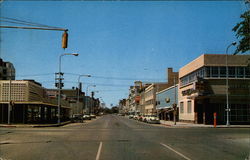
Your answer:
[16,73,55,77]
[64,72,165,81]
[0,16,62,29]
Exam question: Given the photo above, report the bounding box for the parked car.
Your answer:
[83,114,91,120]
[128,115,134,119]
[71,114,83,122]
[138,115,144,121]
[142,115,149,122]
[90,114,96,119]
[133,115,139,120]
[145,115,160,124]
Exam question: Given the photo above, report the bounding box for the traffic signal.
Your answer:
[62,31,68,49]
[55,82,64,89]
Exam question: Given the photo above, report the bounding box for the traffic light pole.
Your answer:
[0,26,68,49]
[58,55,63,124]
[0,26,67,31]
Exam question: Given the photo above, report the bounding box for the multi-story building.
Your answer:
[0,58,15,80]
[127,83,141,114]
[144,82,168,115]
[118,99,126,114]
[179,54,250,124]
[144,68,178,115]
[137,82,151,115]
[0,80,70,124]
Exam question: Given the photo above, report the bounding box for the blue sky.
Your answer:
[0,1,247,107]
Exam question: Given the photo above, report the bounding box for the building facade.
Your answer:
[144,82,169,115]
[0,80,70,124]
[156,84,178,121]
[179,54,250,124]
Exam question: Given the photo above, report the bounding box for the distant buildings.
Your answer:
[120,68,178,116]
[0,58,15,80]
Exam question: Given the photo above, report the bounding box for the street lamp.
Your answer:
[58,53,79,124]
[85,85,96,114]
[226,42,237,127]
[77,74,91,120]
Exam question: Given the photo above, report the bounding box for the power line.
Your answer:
[40,80,131,87]
[16,73,54,77]
[63,72,165,81]
[0,16,62,29]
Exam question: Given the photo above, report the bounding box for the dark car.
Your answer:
[71,114,83,122]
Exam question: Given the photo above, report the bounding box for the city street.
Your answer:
[0,115,249,160]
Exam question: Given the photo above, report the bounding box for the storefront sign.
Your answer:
[182,88,196,96]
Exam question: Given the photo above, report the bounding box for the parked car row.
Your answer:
[71,114,97,122]
[128,114,160,124]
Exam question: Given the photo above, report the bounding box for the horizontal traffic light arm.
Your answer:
[0,25,68,31]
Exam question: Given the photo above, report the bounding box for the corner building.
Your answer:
[0,80,70,124]
[179,54,250,124]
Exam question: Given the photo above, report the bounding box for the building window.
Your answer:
[187,101,192,113]
[246,67,250,78]
[228,67,236,78]
[219,67,226,77]
[211,67,219,77]
[180,102,184,113]
[205,67,211,77]
[237,67,244,78]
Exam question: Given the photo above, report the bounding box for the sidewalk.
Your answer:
[0,121,71,128]
[160,120,250,128]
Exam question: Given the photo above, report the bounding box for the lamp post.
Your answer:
[8,80,11,125]
[173,76,177,125]
[77,74,91,119]
[85,85,96,114]
[226,42,237,127]
[58,53,79,124]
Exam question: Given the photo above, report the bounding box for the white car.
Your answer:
[83,114,91,120]
[145,115,160,124]
[128,115,134,119]
[133,115,139,120]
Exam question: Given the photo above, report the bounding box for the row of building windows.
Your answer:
[180,66,250,86]
[145,99,154,106]
[145,89,154,98]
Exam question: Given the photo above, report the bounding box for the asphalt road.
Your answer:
[0,115,249,160]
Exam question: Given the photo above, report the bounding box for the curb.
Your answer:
[0,121,71,128]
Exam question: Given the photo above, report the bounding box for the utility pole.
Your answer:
[173,76,177,125]
[8,80,11,125]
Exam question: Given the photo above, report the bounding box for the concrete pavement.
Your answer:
[0,114,249,160]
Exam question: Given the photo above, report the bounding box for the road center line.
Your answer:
[160,143,191,160]
[96,141,103,160]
